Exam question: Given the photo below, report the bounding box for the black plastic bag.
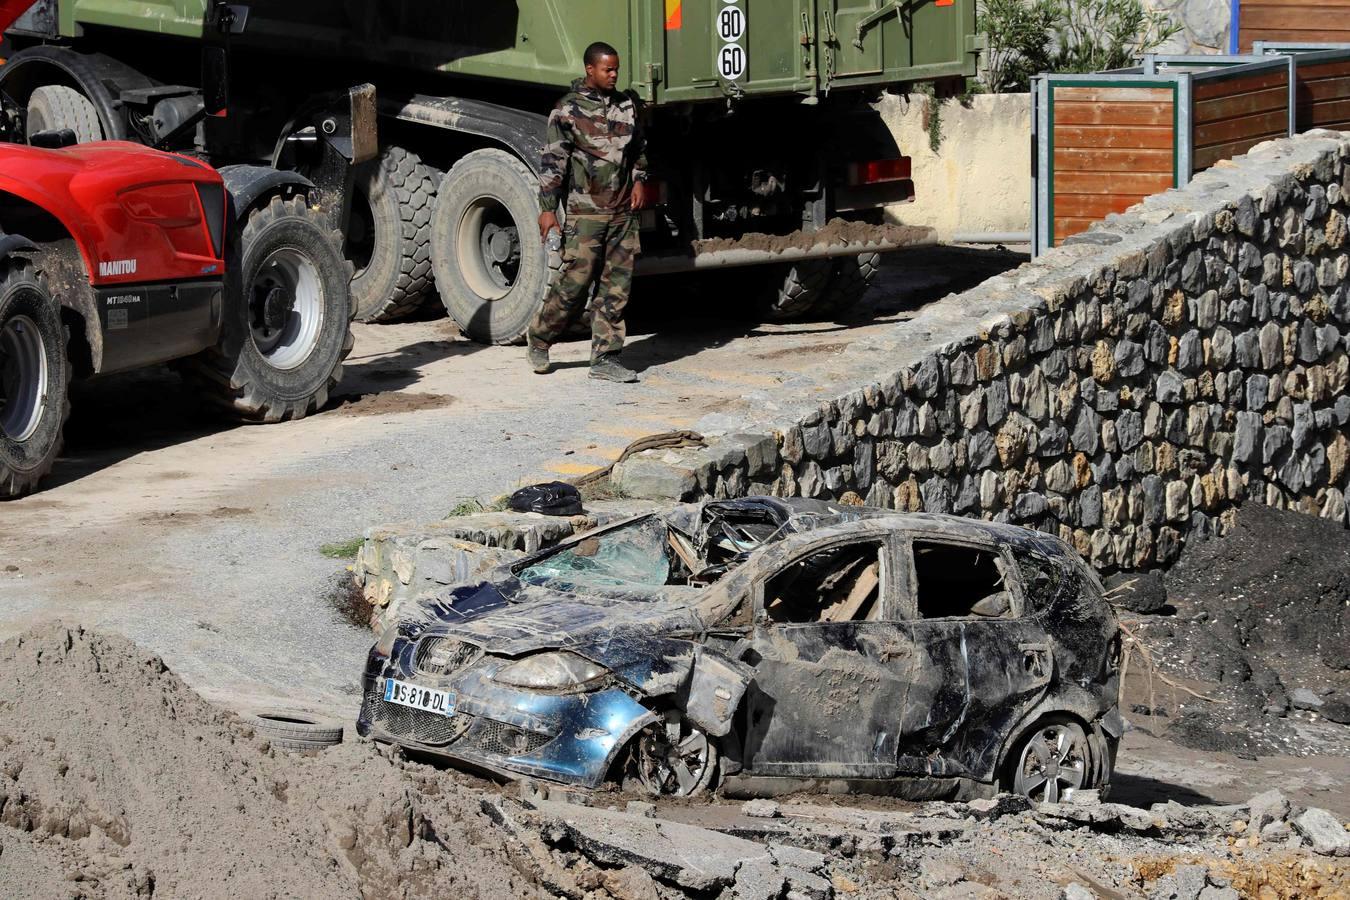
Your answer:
[508,481,584,517]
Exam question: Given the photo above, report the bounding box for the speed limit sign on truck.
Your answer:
[717,0,746,81]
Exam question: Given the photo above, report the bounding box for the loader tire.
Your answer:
[431,148,548,344]
[0,261,70,499]
[25,85,103,144]
[347,145,439,322]
[186,196,353,423]
[809,251,882,318]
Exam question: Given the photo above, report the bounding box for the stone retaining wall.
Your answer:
[613,133,1350,572]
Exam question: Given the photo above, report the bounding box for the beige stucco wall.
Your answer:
[877,92,1032,240]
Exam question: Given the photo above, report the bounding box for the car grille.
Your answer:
[470,719,553,757]
[415,636,482,676]
[366,689,473,746]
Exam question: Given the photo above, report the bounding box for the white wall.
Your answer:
[877,92,1032,240]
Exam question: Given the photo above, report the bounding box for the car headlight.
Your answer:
[493,651,607,691]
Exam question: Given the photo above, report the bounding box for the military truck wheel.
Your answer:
[25,85,103,144]
[186,196,354,423]
[809,251,882,318]
[431,148,547,345]
[347,145,439,323]
[750,260,837,321]
[0,262,70,499]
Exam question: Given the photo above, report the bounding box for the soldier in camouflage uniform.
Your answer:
[529,41,649,383]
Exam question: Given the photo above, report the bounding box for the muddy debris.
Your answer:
[691,219,935,256]
[1124,504,1350,758]
[0,623,1347,898]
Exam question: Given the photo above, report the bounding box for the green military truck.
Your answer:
[2,1,978,342]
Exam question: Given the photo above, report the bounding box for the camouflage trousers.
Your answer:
[528,212,639,359]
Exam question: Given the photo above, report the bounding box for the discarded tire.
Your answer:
[25,85,103,143]
[431,148,548,344]
[0,261,70,499]
[347,145,439,323]
[185,195,354,422]
[242,709,344,751]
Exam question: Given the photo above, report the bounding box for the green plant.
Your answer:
[319,537,363,559]
[447,498,485,517]
[979,0,1058,93]
[1049,0,1182,73]
[978,0,1182,92]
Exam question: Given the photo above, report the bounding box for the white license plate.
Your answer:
[383,678,456,717]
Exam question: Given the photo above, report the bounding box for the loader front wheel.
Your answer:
[0,261,69,498]
[186,195,353,423]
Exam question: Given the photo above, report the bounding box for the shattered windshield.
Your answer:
[515,517,672,593]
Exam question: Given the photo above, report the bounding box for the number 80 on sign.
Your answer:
[717,1,747,81]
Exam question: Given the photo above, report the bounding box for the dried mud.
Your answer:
[0,625,533,900]
[327,391,456,417]
[692,220,936,255]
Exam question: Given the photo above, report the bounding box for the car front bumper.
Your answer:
[356,654,657,788]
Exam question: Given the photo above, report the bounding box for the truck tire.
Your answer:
[25,85,104,143]
[754,260,836,321]
[347,146,439,323]
[0,262,70,499]
[187,196,354,423]
[809,251,882,318]
[431,148,547,344]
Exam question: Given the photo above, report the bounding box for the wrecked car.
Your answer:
[357,498,1124,801]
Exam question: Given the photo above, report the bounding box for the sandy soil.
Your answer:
[2,624,1345,900]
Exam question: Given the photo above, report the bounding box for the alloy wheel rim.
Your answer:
[635,714,712,797]
[250,248,324,370]
[0,313,49,442]
[1014,723,1088,803]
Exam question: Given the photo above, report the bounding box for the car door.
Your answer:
[742,532,915,778]
[895,535,1054,779]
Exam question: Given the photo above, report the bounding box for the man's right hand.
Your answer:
[538,211,560,241]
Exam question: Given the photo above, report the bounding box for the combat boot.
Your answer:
[589,355,638,383]
[527,346,550,374]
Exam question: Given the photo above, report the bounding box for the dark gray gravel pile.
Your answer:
[1127,505,1350,758]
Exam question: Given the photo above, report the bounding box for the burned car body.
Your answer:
[357,498,1124,801]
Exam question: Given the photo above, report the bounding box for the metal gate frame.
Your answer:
[1032,56,1293,256]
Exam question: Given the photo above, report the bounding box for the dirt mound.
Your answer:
[1128,505,1350,758]
[0,624,533,900]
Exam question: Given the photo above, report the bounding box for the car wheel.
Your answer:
[430,148,547,345]
[625,710,719,797]
[1005,715,1091,803]
[186,195,354,422]
[25,85,104,143]
[0,260,70,499]
[347,145,439,323]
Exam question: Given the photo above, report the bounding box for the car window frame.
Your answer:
[750,532,901,627]
[898,533,1029,622]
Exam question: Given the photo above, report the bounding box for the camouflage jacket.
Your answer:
[539,79,648,216]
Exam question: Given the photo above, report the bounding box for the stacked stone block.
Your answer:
[613,133,1350,572]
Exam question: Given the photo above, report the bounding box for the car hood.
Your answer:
[402,577,709,690]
